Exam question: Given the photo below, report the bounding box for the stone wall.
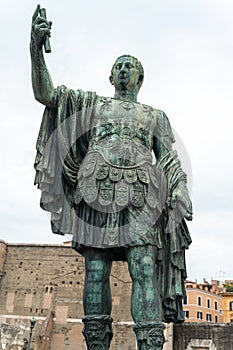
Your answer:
[173,322,233,350]
[0,243,173,349]
[0,242,174,349]
[0,323,26,350]
[0,240,7,276]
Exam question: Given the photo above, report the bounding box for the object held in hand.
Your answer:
[39,7,51,53]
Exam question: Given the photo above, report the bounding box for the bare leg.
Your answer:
[83,248,112,315]
[126,245,165,349]
[82,249,113,350]
[126,244,162,322]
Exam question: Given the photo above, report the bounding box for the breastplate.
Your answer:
[89,97,157,167]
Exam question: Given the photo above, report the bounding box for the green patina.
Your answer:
[30,5,192,349]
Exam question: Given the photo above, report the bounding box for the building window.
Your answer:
[183,296,187,305]
[197,311,203,320]
[45,286,53,294]
[206,313,212,322]
[198,296,202,306]
[215,315,218,323]
[184,310,189,319]
[214,301,218,310]
[220,309,223,315]
[207,299,210,308]
[229,301,233,311]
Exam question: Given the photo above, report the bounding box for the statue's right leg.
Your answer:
[126,245,165,350]
[82,248,113,350]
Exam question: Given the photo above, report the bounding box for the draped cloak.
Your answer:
[34,85,192,323]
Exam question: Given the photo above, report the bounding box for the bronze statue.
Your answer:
[31,5,192,350]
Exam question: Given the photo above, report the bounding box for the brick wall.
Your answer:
[0,243,137,349]
[0,243,173,350]
[0,240,7,275]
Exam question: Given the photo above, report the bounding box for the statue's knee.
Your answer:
[129,255,155,282]
[86,260,110,282]
[141,256,155,279]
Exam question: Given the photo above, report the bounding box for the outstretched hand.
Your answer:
[31,4,52,51]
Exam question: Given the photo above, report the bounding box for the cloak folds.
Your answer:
[34,85,192,323]
[156,150,192,323]
[34,86,97,235]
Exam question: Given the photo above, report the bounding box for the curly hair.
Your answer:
[110,55,144,88]
[111,55,144,76]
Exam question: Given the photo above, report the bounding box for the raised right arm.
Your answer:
[30,5,57,108]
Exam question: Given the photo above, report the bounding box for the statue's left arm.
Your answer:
[153,111,193,221]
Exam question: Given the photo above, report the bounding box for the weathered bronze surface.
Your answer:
[31,5,192,349]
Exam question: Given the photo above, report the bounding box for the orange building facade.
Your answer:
[183,280,224,323]
[221,280,233,323]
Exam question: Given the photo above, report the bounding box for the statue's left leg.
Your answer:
[126,245,165,350]
[133,322,165,350]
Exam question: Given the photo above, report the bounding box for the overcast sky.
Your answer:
[0,0,233,283]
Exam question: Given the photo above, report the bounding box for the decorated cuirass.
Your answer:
[75,97,163,211]
[89,97,157,166]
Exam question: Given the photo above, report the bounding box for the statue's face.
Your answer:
[111,56,140,92]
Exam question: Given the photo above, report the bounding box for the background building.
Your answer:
[221,280,233,323]
[183,279,224,323]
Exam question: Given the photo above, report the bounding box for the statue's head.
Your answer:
[109,55,144,93]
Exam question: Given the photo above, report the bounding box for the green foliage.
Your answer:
[225,284,233,292]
